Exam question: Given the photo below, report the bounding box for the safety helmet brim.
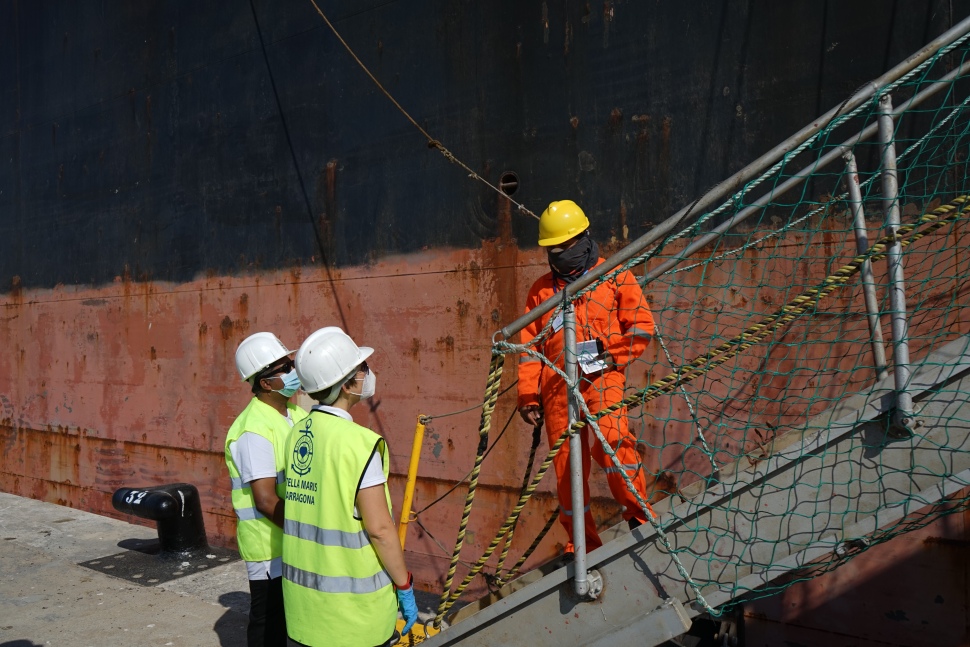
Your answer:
[294,327,376,393]
[538,200,590,247]
[235,332,294,381]
[538,230,585,247]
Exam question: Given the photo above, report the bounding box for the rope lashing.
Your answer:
[434,352,505,622]
[495,424,544,575]
[434,425,572,623]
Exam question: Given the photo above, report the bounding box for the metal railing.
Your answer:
[493,15,970,599]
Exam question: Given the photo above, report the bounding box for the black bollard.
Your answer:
[112,483,208,556]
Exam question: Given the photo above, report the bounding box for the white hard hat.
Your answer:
[295,327,374,393]
[235,332,293,381]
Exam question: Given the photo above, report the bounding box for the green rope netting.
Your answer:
[442,34,970,617]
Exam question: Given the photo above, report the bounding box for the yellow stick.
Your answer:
[398,415,426,548]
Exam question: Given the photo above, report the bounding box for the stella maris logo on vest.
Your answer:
[291,418,314,476]
[287,419,317,505]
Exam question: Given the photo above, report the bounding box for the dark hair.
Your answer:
[308,371,358,405]
[250,370,271,395]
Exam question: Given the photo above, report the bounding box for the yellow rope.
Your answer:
[434,352,505,621]
[434,426,571,623]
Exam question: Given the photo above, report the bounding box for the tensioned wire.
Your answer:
[305,0,538,221]
[297,0,970,624]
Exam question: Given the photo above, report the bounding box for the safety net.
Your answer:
[432,28,970,623]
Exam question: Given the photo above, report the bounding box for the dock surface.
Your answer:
[0,491,443,647]
[1,490,250,647]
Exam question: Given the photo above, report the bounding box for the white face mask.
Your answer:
[352,370,376,400]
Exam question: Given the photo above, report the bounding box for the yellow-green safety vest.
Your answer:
[224,397,308,562]
[282,410,396,647]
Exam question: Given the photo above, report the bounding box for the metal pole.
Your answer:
[877,94,916,435]
[842,150,890,382]
[562,302,589,597]
[497,16,970,341]
[637,59,970,285]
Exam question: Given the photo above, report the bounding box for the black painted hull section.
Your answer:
[2,0,967,290]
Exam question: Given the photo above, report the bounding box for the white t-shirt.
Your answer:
[229,433,278,485]
[228,412,292,580]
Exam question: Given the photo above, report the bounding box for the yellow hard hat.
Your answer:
[538,200,590,247]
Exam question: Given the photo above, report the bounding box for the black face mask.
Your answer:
[548,233,599,283]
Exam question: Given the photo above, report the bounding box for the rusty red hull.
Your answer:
[2,216,968,604]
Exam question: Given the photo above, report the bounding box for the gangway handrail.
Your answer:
[640,57,970,284]
[497,12,970,341]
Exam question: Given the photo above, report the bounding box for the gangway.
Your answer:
[417,14,970,646]
[423,335,970,646]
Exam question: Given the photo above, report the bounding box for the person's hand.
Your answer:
[598,351,616,370]
[519,405,543,427]
[395,573,418,634]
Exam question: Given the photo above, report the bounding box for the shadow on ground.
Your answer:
[214,592,249,646]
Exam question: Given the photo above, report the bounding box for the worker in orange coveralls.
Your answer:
[517,199,655,555]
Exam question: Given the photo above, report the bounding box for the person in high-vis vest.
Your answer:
[283,327,418,647]
[517,200,656,556]
[226,332,308,647]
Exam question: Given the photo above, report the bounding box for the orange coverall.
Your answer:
[517,258,655,552]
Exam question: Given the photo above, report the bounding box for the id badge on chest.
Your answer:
[551,311,563,332]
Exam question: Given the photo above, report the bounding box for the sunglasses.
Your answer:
[549,234,585,254]
[358,361,371,375]
[261,360,294,380]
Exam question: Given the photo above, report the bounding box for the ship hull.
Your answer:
[3,1,970,643]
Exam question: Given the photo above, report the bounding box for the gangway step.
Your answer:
[423,335,970,647]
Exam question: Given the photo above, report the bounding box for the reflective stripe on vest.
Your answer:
[283,562,391,595]
[284,519,371,550]
[235,507,265,521]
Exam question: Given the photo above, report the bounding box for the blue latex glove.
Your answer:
[395,574,419,635]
